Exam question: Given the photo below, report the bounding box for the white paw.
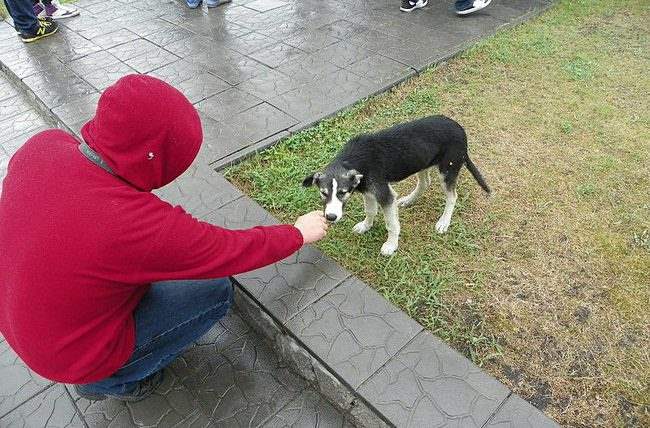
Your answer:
[380,241,398,256]
[435,218,450,234]
[353,221,372,234]
[397,197,413,207]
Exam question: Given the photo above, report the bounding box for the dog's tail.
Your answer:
[465,156,491,194]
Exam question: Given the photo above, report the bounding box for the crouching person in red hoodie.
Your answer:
[0,75,328,402]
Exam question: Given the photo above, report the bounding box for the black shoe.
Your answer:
[15,17,54,34]
[400,0,428,12]
[20,19,58,43]
[111,370,165,402]
[73,385,106,401]
[74,369,165,402]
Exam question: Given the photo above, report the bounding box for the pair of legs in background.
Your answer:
[3,0,77,41]
[3,0,56,41]
[32,0,79,19]
[401,0,492,14]
[185,0,231,10]
[75,278,233,401]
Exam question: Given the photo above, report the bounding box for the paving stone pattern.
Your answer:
[0,339,53,418]
[0,77,55,182]
[0,0,559,426]
[286,276,423,389]
[484,393,561,428]
[358,330,510,427]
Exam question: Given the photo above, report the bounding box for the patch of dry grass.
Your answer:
[228,0,650,426]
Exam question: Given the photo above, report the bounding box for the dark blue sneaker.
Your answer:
[455,0,492,15]
[206,0,232,8]
[74,369,165,402]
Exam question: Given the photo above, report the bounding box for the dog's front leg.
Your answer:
[353,192,377,234]
[381,201,400,256]
[380,187,400,256]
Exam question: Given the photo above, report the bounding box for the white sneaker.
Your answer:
[455,0,492,16]
[42,0,80,20]
[400,0,428,13]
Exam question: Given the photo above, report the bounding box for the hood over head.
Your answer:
[81,74,202,191]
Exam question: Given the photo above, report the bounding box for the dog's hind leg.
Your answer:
[353,192,378,234]
[379,185,400,256]
[397,169,431,207]
[435,176,458,234]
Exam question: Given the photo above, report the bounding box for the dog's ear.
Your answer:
[302,172,323,187]
[346,169,363,187]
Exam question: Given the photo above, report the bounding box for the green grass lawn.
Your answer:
[227,0,649,425]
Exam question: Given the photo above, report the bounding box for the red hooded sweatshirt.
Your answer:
[0,75,303,383]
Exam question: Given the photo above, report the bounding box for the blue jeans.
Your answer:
[3,0,39,33]
[77,278,233,396]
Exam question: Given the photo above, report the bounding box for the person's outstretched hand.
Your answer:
[294,211,328,244]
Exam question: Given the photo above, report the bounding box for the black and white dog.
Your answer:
[303,115,491,256]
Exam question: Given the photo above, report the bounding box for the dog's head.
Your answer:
[302,169,363,223]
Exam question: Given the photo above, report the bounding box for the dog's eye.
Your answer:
[337,190,348,196]
[320,190,328,198]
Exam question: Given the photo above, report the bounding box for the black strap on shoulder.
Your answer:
[78,142,115,176]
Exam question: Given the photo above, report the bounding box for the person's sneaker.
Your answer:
[20,19,58,43]
[455,0,492,15]
[186,0,202,8]
[74,370,165,402]
[15,16,54,33]
[42,1,80,19]
[72,385,106,401]
[400,0,428,12]
[206,0,232,8]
